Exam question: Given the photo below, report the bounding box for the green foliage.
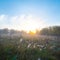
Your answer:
[40,26,60,36]
[0,28,60,60]
[0,44,59,60]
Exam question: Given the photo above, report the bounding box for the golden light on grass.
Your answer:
[27,30,36,35]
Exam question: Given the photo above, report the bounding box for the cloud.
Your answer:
[0,14,8,24]
[0,15,7,21]
[0,14,46,30]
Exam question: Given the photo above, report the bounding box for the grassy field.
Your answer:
[0,35,60,60]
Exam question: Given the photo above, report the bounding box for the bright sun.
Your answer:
[16,15,44,34]
[28,30,36,35]
[21,19,40,34]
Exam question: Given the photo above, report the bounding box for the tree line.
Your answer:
[0,26,60,36]
[39,26,60,36]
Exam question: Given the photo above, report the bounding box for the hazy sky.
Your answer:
[0,0,60,31]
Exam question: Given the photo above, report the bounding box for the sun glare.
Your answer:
[10,14,45,33]
[21,17,40,33]
[27,30,36,35]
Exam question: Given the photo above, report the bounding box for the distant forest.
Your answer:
[39,26,60,36]
[0,26,60,36]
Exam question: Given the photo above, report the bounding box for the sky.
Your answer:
[0,0,60,31]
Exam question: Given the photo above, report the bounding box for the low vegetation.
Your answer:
[0,26,60,60]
